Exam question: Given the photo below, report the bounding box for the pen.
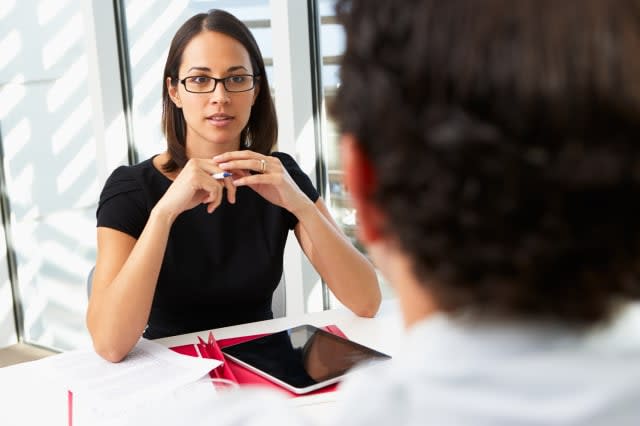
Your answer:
[211,172,232,179]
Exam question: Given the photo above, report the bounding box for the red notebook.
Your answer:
[170,325,346,398]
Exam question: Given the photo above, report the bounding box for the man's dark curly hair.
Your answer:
[330,0,640,325]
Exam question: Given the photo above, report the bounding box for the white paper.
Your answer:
[123,387,305,426]
[36,338,221,425]
[0,360,69,425]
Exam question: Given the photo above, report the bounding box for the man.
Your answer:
[328,0,640,423]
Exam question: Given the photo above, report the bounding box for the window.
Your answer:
[313,0,394,303]
[0,0,127,350]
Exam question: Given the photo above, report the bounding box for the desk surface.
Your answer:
[155,299,403,353]
[1,300,403,426]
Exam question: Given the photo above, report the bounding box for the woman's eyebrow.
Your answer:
[186,66,211,73]
[227,65,249,73]
[185,65,249,73]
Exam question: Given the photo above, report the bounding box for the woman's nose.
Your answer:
[210,81,230,103]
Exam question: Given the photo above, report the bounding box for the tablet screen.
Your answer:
[221,324,391,394]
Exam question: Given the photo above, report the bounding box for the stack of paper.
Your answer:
[0,339,221,425]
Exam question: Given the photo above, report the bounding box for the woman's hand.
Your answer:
[214,151,311,214]
[155,158,236,219]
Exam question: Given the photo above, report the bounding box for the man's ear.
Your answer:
[167,77,182,108]
[341,134,385,243]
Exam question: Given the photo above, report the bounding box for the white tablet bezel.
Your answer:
[222,353,344,394]
[221,324,391,394]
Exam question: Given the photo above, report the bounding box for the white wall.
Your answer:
[0,0,128,350]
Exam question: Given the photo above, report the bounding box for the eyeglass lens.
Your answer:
[182,75,254,93]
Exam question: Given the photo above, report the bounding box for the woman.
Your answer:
[87,9,380,363]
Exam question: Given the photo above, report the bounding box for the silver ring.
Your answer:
[260,159,267,174]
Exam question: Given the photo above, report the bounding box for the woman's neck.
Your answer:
[154,137,242,180]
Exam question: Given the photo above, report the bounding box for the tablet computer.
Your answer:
[220,324,391,394]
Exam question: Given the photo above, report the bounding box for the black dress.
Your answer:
[96,152,319,338]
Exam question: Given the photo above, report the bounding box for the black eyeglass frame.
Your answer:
[178,74,259,93]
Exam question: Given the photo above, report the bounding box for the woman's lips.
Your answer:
[206,113,234,127]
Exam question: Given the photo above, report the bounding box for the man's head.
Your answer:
[332,0,640,325]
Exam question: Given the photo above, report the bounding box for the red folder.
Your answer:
[67,326,345,425]
[170,325,346,398]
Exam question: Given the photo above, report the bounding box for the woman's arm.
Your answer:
[215,151,381,317]
[293,197,381,317]
[87,158,234,362]
[87,211,173,363]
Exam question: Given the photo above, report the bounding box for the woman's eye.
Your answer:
[229,76,246,84]
[190,76,210,84]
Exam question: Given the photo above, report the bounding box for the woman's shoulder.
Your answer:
[270,151,319,202]
[270,151,306,176]
[270,151,296,166]
[106,157,159,184]
[97,158,159,235]
[112,157,155,176]
[100,157,160,200]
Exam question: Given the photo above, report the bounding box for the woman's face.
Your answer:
[168,30,259,152]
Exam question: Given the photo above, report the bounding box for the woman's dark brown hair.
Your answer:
[161,9,277,172]
[331,0,640,325]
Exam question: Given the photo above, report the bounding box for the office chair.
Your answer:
[272,275,286,318]
[86,266,287,318]
[87,265,95,299]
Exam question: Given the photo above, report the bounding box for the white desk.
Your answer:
[1,300,403,426]
[155,299,404,424]
[155,299,402,352]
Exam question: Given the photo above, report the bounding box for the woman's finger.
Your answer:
[205,185,223,213]
[213,150,258,163]
[232,171,278,187]
[214,151,273,174]
[258,158,267,174]
[223,175,236,204]
[219,158,276,174]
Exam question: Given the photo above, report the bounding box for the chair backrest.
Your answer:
[87,265,95,299]
[87,265,287,318]
[272,275,286,319]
